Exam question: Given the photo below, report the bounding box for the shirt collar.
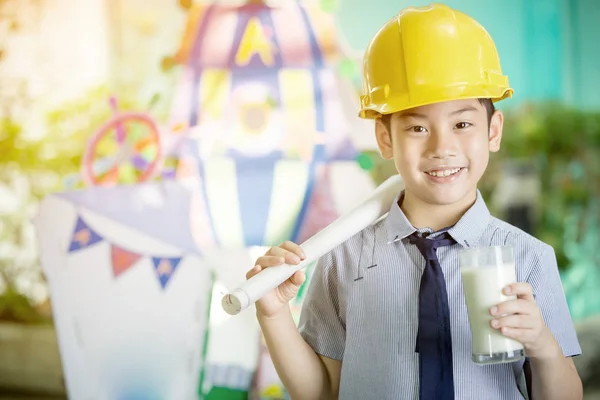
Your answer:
[384,190,491,248]
[384,192,416,244]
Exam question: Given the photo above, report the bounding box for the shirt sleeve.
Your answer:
[297,250,345,361]
[528,243,582,357]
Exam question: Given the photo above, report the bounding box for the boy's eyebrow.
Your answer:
[449,106,478,115]
[398,106,479,119]
[398,112,427,119]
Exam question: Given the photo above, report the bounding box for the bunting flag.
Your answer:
[111,245,142,277]
[69,217,104,252]
[67,215,185,290]
[152,257,182,290]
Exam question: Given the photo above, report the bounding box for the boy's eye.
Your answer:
[410,126,427,133]
[455,122,472,129]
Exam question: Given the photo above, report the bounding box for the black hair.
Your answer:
[478,98,496,126]
[380,98,496,133]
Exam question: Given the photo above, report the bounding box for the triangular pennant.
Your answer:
[110,245,142,277]
[151,257,182,289]
[68,217,104,252]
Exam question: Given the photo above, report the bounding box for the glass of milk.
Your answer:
[459,246,526,365]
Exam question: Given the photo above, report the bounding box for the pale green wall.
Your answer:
[565,0,600,109]
[336,0,600,109]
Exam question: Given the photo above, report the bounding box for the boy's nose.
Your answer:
[427,131,458,159]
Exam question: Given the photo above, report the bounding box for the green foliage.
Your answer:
[481,102,600,270]
[0,271,50,324]
[560,203,600,320]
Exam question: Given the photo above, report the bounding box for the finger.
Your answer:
[246,265,262,280]
[496,326,529,343]
[490,314,537,330]
[279,241,306,260]
[289,270,306,287]
[490,298,534,316]
[255,255,286,268]
[266,247,302,265]
[503,282,534,301]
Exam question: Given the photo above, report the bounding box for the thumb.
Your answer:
[278,271,306,301]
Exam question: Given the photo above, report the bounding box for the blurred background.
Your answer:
[0,0,599,399]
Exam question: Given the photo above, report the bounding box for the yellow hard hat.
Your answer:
[359,3,513,119]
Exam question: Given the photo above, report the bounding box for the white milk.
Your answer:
[461,263,524,356]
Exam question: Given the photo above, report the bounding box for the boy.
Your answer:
[246,4,582,399]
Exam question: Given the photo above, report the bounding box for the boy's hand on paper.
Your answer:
[246,241,306,319]
[489,282,559,359]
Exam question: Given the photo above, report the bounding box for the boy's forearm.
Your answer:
[258,307,333,400]
[529,333,582,400]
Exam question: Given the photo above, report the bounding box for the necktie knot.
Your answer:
[408,232,456,260]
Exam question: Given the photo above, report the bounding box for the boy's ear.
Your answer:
[375,117,394,160]
[488,110,504,152]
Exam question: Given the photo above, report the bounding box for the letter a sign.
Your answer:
[235,17,276,67]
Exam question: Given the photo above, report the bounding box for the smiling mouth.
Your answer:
[425,167,465,177]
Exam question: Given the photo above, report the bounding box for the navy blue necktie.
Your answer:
[408,232,456,400]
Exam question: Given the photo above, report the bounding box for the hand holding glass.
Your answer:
[459,246,526,364]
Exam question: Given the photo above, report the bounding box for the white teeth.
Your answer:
[426,168,462,177]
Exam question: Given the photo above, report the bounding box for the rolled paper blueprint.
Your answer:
[221,174,404,316]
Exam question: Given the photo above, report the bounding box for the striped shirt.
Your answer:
[298,190,581,399]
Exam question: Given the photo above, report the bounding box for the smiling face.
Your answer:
[375,98,504,209]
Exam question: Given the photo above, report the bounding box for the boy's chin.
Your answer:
[415,185,477,207]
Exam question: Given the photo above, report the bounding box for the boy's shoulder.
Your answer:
[485,215,558,275]
[486,215,552,252]
[323,218,386,262]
